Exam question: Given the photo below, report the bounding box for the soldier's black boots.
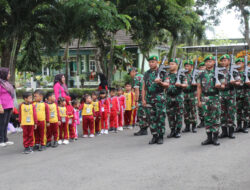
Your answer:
[182,124,190,133]
[228,127,235,139]
[192,124,197,133]
[149,135,158,144]
[212,132,220,146]
[235,121,242,132]
[157,135,164,144]
[175,128,181,138]
[242,122,248,133]
[167,129,175,138]
[201,132,213,145]
[219,127,228,138]
[134,128,148,136]
[197,120,204,128]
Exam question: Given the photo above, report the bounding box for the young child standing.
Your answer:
[117,88,126,131]
[19,92,38,154]
[130,88,137,128]
[80,95,95,138]
[65,96,76,141]
[72,100,80,140]
[92,92,101,135]
[46,92,60,148]
[99,90,110,134]
[33,90,49,151]
[124,83,134,129]
[108,88,120,133]
[58,97,69,145]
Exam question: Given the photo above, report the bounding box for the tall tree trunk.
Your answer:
[141,54,146,74]
[107,33,115,88]
[241,8,250,49]
[95,48,104,73]
[168,36,177,59]
[63,41,70,87]
[9,36,18,85]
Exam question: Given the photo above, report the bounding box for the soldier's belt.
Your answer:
[183,89,195,93]
[202,92,218,96]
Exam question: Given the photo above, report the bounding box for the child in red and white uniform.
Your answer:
[80,95,96,138]
[46,92,60,148]
[58,97,69,145]
[65,96,76,141]
[124,83,134,129]
[72,100,80,140]
[130,89,137,127]
[117,88,126,131]
[33,90,49,151]
[19,92,38,154]
[108,88,120,133]
[99,90,110,135]
[92,92,101,135]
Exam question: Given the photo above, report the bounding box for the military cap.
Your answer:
[128,67,137,74]
[198,62,205,67]
[204,55,215,62]
[169,58,178,64]
[219,54,230,61]
[184,60,194,66]
[235,58,245,63]
[148,55,159,61]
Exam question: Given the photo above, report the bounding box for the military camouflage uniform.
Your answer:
[197,70,205,125]
[219,70,240,129]
[144,69,166,135]
[183,73,197,126]
[133,73,149,130]
[235,71,249,124]
[165,73,187,130]
[197,70,224,133]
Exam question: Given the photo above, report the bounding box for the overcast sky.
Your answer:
[205,0,244,39]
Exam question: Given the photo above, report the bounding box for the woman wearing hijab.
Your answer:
[53,74,70,101]
[0,67,15,147]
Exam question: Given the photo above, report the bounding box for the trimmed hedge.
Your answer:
[16,88,96,99]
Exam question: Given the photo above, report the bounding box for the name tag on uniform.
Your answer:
[86,108,91,114]
[69,118,72,124]
[26,116,31,123]
[62,117,66,123]
[101,107,104,112]
[50,111,55,118]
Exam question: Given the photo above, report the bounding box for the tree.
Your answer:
[0,0,59,84]
[227,0,250,49]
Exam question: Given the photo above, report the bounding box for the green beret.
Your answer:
[184,60,194,66]
[169,58,178,64]
[128,67,137,74]
[148,55,159,61]
[198,62,205,67]
[219,54,230,61]
[235,58,245,63]
[204,55,215,62]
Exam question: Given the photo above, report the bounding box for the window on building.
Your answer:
[81,59,85,73]
[89,56,96,72]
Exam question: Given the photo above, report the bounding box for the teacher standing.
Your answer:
[53,74,70,101]
[0,67,15,147]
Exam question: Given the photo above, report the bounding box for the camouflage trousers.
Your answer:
[145,96,166,135]
[183,93,197,125]
[137,103,149,130]
[220,95,236,128]
[166,95,184,129]
[236,96,249,123]
[198,107,204,121]
[201,95,221,133]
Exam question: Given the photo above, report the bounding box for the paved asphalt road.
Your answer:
[1,126,250,190]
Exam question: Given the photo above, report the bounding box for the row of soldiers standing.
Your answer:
[129,53,250,145]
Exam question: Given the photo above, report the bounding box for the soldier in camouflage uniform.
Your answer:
[128,67,149,136]
[235,58,249,133]
[197,62,206,128]
[218,54,241,139]
[197,55,225,146]
[165,58,188,138]
[142,55,168,144]
[182,60,197,133]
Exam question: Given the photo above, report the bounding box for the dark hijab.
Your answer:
[0,67,15,98]
[54,74,69,95]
